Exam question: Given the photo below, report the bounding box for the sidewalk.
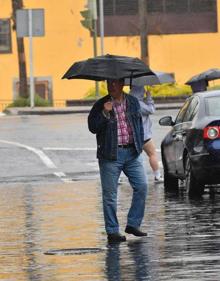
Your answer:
[4,102,183,115]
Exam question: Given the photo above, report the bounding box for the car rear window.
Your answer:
[205,96,220,116]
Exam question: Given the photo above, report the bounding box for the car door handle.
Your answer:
[173,134,183,141]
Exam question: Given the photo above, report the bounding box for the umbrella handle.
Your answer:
[129,72,133,89]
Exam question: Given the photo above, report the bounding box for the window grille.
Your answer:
[0,19,12,54]
[97,0,217,36]
[100,0,216,15]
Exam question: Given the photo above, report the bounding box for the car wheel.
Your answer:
[164,170,179,191]
[185,155,204,197]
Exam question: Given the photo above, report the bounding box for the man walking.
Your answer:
[88,78,148,243]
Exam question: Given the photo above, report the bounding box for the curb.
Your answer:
[12,109,91,115]
[2,96,188,116]
[3,102,184,116]
[3,107,91,116]
[66,96,188,106]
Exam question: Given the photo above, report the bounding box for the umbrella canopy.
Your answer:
[186,68,220,84]
[62,54,154,81]
[124,71,175,86]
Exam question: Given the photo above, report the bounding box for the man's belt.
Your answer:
[118,143,134,148]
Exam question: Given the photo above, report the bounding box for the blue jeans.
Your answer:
[98,147,148,234]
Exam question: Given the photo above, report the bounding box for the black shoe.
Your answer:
[125,226,147,237]
[107,233,126,243]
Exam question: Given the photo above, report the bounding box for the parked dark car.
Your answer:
[159,90,220,196]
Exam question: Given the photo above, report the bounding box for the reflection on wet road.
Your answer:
[0,181,220,280]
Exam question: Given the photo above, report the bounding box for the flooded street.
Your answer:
[1,112,220,280]
[1,180,220,281]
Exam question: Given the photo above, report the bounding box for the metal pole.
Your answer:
[93,18,99,98]
[92,1,98,58]
[93,20,98,57]
[28,9,34,108]
[99,0,104,55]
[90,0,99,98]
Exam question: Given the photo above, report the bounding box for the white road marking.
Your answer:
[43,147,163,168]
[0,140,56,169]
[53,172,73,183]
[54,171,66,177]
[159,255,220,263]
[43,147,96,151]
[87,162,98,167]
[0,140,71,183]
[44,147,161,152]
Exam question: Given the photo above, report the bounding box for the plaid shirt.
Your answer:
[113,96,134,145]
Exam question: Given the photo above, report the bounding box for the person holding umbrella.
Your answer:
[63,54,154,243]
[88,78,148,243]
[130,86,163,183]
[125,71,174,183]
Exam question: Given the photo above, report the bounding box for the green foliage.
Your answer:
[7,97,29,107]
[34,95,52,106]
[146,83,192,97]
[208,84,220,91]
[84,82,108,99]
[7,95,51,108]
[84,82,192,99]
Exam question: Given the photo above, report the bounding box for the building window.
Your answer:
[0,19,12,54]
[98,0,217,36]
[190,0,216,12]
[101,0,216,15]
[13,77,53,103]
[165,0,189,14]
[115,0,138,15]
[148,0,164,13]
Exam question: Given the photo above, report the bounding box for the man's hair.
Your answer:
[107,78,125,83]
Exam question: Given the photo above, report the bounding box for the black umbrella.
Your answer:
[124,71,175,86]
[185,68,220,93]
[186,68,220,84]
[62,54,154,81]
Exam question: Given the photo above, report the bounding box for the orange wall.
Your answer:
[0,0,18,104]
[0,0,220,108]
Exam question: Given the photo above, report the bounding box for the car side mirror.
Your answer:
[159,116,174,126]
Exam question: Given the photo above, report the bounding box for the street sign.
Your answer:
[16,9,45,38]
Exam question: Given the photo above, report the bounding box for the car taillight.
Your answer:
[203,126,220,139]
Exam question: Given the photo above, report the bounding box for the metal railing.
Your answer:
[0,99,95,112]
[52,100,66,108]
[0,100,12,112]
[0,99,67,112]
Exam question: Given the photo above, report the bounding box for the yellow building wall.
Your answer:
[0,0,95,108]
[0,0,220,109]
[0,0,18,107]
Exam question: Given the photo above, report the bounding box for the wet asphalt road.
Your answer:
[0,111,220,281]
[0,111,171,184]
[1,181,220,281]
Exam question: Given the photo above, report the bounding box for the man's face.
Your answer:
[107,79,124,99]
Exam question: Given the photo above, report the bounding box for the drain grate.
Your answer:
[44,247,105,255]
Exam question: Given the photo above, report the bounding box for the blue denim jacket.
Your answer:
[88,93,144,160]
